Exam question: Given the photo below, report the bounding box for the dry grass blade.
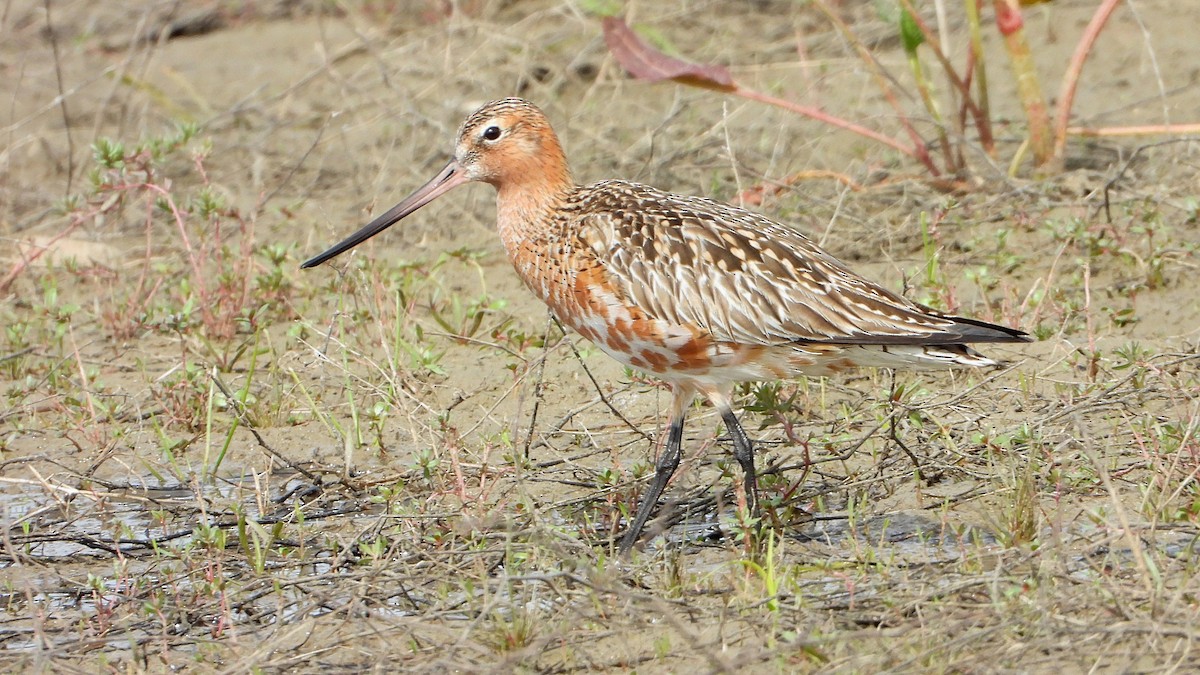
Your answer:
[3,1,1200,671]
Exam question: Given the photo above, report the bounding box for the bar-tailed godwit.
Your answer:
[303,98,1030,554]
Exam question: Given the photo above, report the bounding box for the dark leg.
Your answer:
[619,414,685,554]
[721,407,759,515]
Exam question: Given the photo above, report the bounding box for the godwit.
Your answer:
[303,98,1030,554]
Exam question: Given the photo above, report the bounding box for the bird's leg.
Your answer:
[619,413,685,554]
[720,406,759,516]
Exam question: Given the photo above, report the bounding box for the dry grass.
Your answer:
[2,0,1200,671]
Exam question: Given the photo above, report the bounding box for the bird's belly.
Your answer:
[558,303,709,375]
[554,301,835,385]
[567,325,987,385]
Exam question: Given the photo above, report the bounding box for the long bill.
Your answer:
[301,159,468,269]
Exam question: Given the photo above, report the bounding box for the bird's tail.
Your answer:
[843,343,1005,370]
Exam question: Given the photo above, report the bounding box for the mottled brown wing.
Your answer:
[571,180,981,347]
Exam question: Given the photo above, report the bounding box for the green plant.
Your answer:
[600,2,1200,178]
[740,528,782,615]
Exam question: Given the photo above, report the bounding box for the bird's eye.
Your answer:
[482,125,502,141]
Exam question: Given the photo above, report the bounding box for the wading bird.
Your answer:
[303,98,1029,554]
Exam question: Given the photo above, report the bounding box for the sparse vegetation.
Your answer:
[2,0,1199,672]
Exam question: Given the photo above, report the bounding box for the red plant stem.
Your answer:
[810,0,940,175]
[897,0,994,155]
[956,46,978,163]
[137,181,219,331]
[135,185,202,285]
[993,0,1054,169]
[906,50,957,172]
[1052,0,1123,161]
[0,212,85,293]
[733,85,940,175]
[993,0,1023,35]
[1067,123,1200,137]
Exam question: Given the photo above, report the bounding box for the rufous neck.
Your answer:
[494,141,574,241]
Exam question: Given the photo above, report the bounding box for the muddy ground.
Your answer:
[2,0,1199,672]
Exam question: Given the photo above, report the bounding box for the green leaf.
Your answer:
[899,9,924,54]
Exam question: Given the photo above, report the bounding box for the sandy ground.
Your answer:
[2,0,1200,671]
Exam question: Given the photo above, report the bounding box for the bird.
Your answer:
[302,97,1030,554]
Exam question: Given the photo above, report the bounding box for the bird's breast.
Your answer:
[504,239,708,374]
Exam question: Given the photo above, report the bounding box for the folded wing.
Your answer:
[573,181,1029,348]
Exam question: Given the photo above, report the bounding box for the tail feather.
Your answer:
[842,343,1004,371]
[943,315,1032,344]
